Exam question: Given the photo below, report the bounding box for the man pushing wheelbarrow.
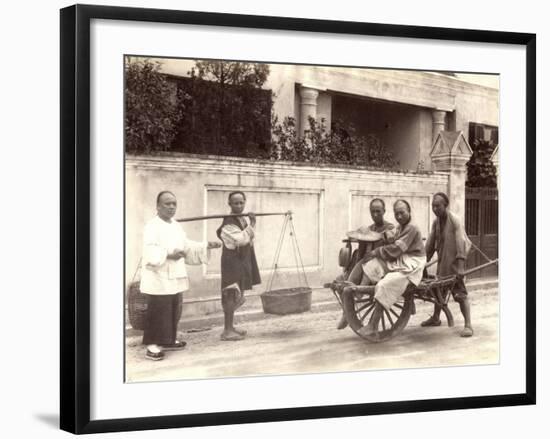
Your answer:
[326,193,498,343]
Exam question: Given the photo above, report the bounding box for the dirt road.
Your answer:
[125,287,499,382]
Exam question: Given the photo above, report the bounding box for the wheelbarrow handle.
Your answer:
[463,258,499,276]
[434,258,499,281]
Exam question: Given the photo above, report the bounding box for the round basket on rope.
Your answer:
[260,287,312,315]
[261,213,311,315]
[127,281,148,330]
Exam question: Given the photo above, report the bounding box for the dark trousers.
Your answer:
[142,293,183,345]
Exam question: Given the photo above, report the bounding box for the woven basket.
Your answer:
[338,246,352,267]
[260,287,312,315]
[127,281,148,330]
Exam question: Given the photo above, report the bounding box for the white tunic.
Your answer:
[139,215,209,295]
[219,217,255,249]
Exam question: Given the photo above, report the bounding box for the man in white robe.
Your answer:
[140,191,221,361]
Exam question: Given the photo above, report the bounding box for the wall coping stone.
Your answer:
[126,152,450,184]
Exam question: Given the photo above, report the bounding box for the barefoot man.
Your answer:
[353,199,426,337]
[217,191,261,341]
[422,192,474,337]
[336,198,394,329]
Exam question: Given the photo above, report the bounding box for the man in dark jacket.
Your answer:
[217,191,261,341]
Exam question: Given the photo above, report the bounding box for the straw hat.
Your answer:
[346,226,384,242]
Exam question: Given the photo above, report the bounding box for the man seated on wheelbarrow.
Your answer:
[347,199,427,337]
[336,198,394,329]
[352,198,395,262]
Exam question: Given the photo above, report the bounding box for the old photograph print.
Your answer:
[124,55,499,383]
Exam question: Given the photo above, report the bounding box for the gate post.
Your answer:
[430,131,473,223]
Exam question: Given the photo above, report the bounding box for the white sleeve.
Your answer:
[181,233,210,265]
[220,224,255,249]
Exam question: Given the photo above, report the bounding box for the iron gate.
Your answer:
[465,187,498,278]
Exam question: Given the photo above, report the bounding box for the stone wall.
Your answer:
[126,153,449,305]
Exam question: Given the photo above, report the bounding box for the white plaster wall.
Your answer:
[454,86,500,133]
[126,154,448,299]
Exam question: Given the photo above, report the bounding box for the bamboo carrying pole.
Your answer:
[176,211,291,223]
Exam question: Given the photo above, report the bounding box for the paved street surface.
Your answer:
[125,286,498,383]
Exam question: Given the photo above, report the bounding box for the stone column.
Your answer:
[430,133,473,223]
[432,109,447,144]
[299,86,319,137]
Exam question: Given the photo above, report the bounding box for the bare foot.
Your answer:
[220,330,245,341]
[460,326,474,337]
[234,327,247,336]
[358,324,377,337]
[336,313,348,330]
[421,316,442,327]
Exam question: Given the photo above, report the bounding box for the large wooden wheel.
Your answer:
[342,285,414,342]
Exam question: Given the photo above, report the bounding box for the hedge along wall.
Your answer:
[125,153,449,304]
[166,74,273,159]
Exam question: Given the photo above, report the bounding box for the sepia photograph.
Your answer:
[123,55,499,383]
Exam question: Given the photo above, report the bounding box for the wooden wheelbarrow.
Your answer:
[325,258,498,343]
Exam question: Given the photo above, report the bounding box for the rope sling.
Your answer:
[261,212,312,315]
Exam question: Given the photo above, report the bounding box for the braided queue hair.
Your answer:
[433,192,450,206]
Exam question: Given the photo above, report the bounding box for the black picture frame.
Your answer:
[60,4,536,434]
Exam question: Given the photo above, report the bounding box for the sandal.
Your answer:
[421,316,442,327]
[159,340,187,351]
[460,327,474,338]
[145,349,165,361]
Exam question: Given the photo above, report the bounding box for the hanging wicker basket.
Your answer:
[260,287,312,315]
[127,281,148,330]
[338,245,352,267]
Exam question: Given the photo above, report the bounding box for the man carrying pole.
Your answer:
[216,191,261,341]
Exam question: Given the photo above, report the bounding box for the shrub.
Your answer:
[466,139,497,188]
[270,116,399,169]
[124,58,181,154]
[125,59,399,170]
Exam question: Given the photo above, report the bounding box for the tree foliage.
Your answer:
[466,139,497,188]
[172,61,273,158]
[124,58,181,154]
[125,59,400,170]
[270,116,399,169]
[194,61,270,87]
